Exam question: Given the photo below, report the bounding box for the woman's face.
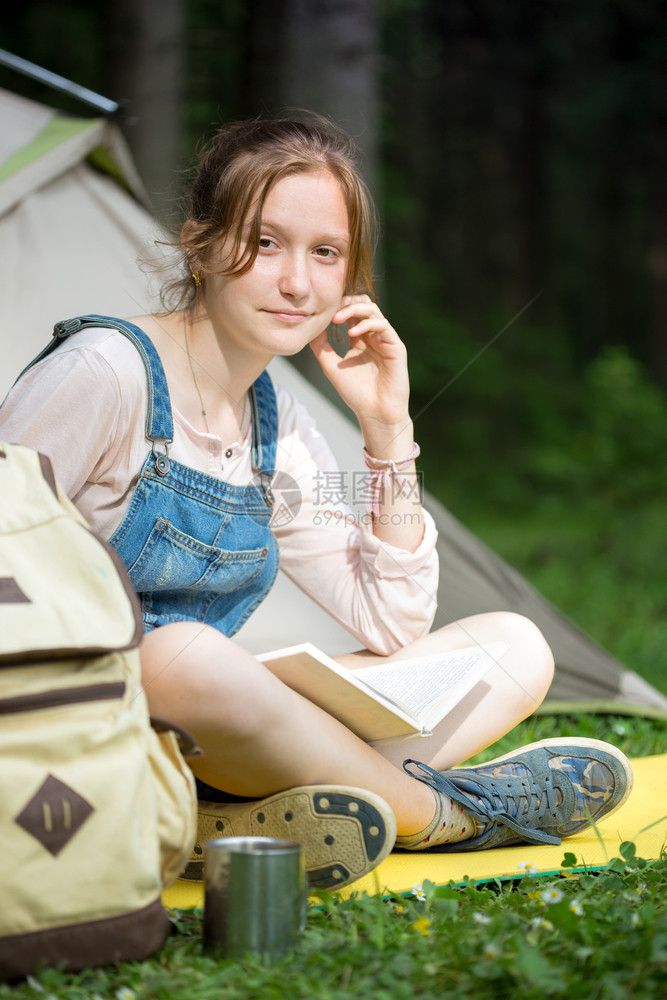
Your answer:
[202,169,350,360]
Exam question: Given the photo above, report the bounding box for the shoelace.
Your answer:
[404,759,564,847]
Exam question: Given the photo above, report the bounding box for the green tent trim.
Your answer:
[0,113,136,199]
[0,115,93,181]
[87,143,135,196]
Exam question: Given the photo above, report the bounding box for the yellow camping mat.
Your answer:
[162,753,666,909]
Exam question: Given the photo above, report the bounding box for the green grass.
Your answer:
[5,709,665,999]
[5,470,667,997]
[4,848,667,999]
[468,711,667,765]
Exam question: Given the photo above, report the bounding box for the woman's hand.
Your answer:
[309,295,413,458]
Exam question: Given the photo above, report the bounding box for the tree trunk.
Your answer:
[104,0,185,222]
[646,129,667,386]
[246,0,381,402]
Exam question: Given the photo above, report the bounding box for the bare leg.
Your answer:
[140,622,436,836]
[337,612,555,771]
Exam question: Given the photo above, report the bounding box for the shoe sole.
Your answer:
[459,737,634,826]
[182,785,397,891]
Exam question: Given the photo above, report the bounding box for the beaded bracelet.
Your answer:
[362,442,421,515]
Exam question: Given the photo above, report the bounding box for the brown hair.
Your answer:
[162,114,376,311]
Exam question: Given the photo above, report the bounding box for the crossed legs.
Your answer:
[139,612,554,838]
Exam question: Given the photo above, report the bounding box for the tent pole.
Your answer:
[0,49,124,119]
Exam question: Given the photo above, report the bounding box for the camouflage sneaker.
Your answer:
[182,785,397,890]
[402,738,633,851]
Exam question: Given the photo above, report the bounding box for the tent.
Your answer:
[1,85,665,716]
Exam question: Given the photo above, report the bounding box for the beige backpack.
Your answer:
[0,442,198,980]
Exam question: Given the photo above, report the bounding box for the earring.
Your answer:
[192,271,202,287]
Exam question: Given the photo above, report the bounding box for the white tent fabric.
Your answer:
[1,86,665,715]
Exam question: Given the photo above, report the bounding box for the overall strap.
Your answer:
[17,315,174,459]
[18,314,278,482]
[250,369,278,476]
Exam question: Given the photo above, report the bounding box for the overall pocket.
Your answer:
[126,517,270,594]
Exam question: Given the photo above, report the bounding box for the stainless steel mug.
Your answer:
[203,837,307,960]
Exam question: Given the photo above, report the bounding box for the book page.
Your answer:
[257,643,424,743]
[353,642,507,730]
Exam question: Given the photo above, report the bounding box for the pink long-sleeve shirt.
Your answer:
[0,326,438,654]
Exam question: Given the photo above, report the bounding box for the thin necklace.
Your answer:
[182,312,247,451]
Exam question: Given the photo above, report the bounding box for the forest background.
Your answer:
[1,0,666,700]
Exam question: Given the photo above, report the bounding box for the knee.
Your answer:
[492,611,555,702]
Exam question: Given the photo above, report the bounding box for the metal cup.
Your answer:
[203,837,307,960]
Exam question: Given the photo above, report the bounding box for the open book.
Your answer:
[257,641,507,746]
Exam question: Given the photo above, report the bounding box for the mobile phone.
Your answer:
[326,321,349,358]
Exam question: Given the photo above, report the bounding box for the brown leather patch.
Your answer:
[38,452,58,497]
[150,716,203,757]
[15,774,94,856]
[0,577,30,603]
[0,897,169,980]
[0,682,126,716]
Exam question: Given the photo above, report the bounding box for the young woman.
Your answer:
[0,116,632,890]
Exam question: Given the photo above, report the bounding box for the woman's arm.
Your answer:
[272,387,438,656]
[309,295,423,552]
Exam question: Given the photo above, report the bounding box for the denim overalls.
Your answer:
[22,315,280,635]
